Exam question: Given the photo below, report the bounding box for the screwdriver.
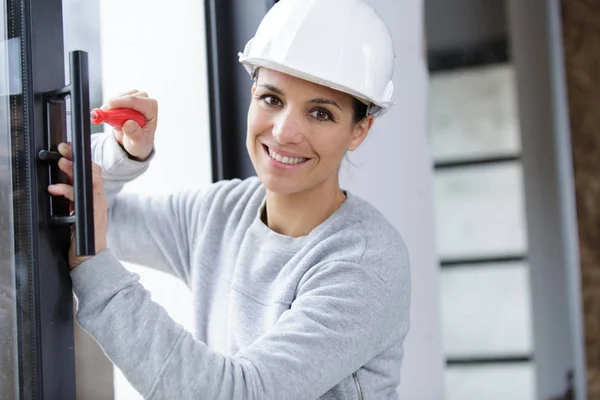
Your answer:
[90,108,147,129]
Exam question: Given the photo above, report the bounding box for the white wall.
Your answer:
[340,0,445,398]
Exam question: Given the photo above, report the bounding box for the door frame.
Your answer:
[507,0,587,398]
[8,0,76,398]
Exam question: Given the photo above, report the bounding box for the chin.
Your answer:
[257,172,304,195]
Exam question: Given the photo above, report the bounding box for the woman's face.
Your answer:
[247,68,373,195]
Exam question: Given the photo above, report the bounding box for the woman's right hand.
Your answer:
[102,90,158,161]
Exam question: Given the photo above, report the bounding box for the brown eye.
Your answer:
[263,95,282,107]
[310,109,333,122]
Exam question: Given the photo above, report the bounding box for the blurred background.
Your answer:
[13,0,592,398]
[426,0,534,398]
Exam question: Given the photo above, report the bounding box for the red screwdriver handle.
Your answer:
[90,108,147,129]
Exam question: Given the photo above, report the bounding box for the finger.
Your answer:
[116,89,139,98]
[58,157,73,178]
[122,120,144,139]
[57,142,73,159]
[104,90,147,103]
[58,158,102,178]
[103,96,157,122]
[48,183,74,202]
[100,90,141,111]
[113,126,125,142]
[122,133,152,155]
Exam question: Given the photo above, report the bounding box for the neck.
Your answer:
[264,179,347,238]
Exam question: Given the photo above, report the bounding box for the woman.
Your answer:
[48,0,410,398]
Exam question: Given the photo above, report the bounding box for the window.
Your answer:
[425,0,536,397]
[430,64,536,400]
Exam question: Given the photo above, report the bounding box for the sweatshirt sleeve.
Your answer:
[92,132,199,282]
[91,132,152,207]
[70,253,409,400]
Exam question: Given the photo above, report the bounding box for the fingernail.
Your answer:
[58,142,71,152]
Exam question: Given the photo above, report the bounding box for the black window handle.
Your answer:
[39,50,95,257]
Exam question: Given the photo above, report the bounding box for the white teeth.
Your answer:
[268,147,306,165]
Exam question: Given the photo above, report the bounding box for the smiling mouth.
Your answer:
[262,144,310,165]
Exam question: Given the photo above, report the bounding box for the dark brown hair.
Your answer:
[352,98,368,124]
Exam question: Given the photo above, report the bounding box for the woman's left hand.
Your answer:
[47,142,108,270]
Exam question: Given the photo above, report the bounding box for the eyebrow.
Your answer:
[258,84,284,95]
[258,84,342,110]
[309,98,342,111]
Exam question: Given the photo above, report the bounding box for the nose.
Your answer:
[272,111,303,144]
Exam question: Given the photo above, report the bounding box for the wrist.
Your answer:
[117,141,152,162]
[70,255,91,270]
[111,132,153,162]
[69,246,107,270]
[129,148,154,162]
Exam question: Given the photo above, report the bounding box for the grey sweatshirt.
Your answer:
[70,132,411,400]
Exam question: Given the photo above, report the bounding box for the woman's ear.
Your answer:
[347,115,374,152]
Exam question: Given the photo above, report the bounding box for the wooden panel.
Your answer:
[562,1,600,397]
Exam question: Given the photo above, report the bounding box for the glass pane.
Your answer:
[434,162,527,259]
[63,0,211,397]
[440,262,533,356]
[98,0,212,196]
[446,363,536,400]
[0,1,19,397]
[428,64,521,162]
[62,2,113,398]
[62,0,103,134]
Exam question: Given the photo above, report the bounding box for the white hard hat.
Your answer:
[238,0,396,117]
